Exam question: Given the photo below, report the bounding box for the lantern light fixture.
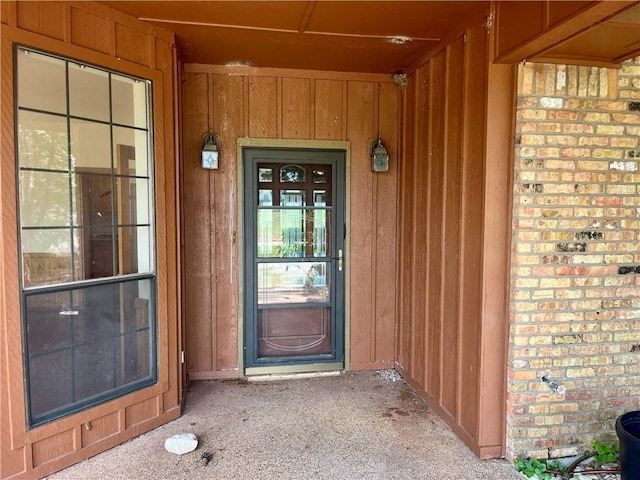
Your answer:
[201,131,220,169]
[370,135,389,172]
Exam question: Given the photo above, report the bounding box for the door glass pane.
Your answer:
[18,49,66,114]
[259,168,272,182]
[69,63,109,121]
[313,190,327,206]
[258,209,303,257]
[281,190,305,206]
[258,209,330,258]
[313,169,327,183]
[280,165,306,183]
[70,119,111,170]
[257,262,329,305]
[18,111,69,170]
[258,189,273,206]
[313,210,329,256]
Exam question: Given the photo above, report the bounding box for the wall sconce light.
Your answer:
[201,131,219,169]
[370,135,389,172]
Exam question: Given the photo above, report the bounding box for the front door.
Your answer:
[243,148,345,373]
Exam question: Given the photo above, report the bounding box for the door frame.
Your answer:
[236,138,351,376]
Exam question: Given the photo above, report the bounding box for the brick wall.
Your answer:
[508,58,640,460]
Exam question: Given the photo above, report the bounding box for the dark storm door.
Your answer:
[243,148,345,370]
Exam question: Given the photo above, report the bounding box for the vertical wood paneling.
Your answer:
[182,73,213,373]
[478,60,513,455]
[374,82,399,362]
[314,79,344,140]
[441,37,465,417]
[411,65,430,387]
[397,73,417,371]
[0,1,9,24]
[115,23,152,67]
[282,78,311,138]
[396,19,509,458]
[248,76,277,138]
[346,81,375,365]
[157,37,180,409]
[426,50,446,395]
[182,67,398,376]
[212,74,243,370]
[70,7,111,55]
[458,24,487,439]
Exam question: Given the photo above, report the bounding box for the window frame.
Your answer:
[14,45,159,428]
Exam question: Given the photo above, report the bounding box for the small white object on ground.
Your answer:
[375,369,402,382]
[164,433,198,455]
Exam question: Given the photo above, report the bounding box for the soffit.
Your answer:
[533,3,640,66]
[101,1,639,73]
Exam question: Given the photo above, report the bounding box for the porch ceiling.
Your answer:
[103,1,640,73]
[103,1,488,72]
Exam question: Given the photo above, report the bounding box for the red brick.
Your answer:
[548,110,579,120]
[562,148,592,158]
[612,113,640,124]
[562,123,594,134]
[590,197,621,206]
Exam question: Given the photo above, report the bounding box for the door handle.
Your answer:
[338,249,343,272]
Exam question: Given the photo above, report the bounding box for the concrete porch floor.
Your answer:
[48,371,522,479]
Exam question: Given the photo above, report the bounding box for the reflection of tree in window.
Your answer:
[259,168,272,182]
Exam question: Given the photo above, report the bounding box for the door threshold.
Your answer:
[248,370,343,382]
[245,362,344,378]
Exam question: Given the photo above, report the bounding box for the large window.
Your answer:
[15,46,157,427]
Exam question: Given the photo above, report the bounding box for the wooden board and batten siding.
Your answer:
[396,19,514,459]
[181,64,400,379]
[0,2,181,478]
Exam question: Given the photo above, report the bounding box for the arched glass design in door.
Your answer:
[243,148,345,373]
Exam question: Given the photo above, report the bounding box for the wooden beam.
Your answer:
[494,0,638,64]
